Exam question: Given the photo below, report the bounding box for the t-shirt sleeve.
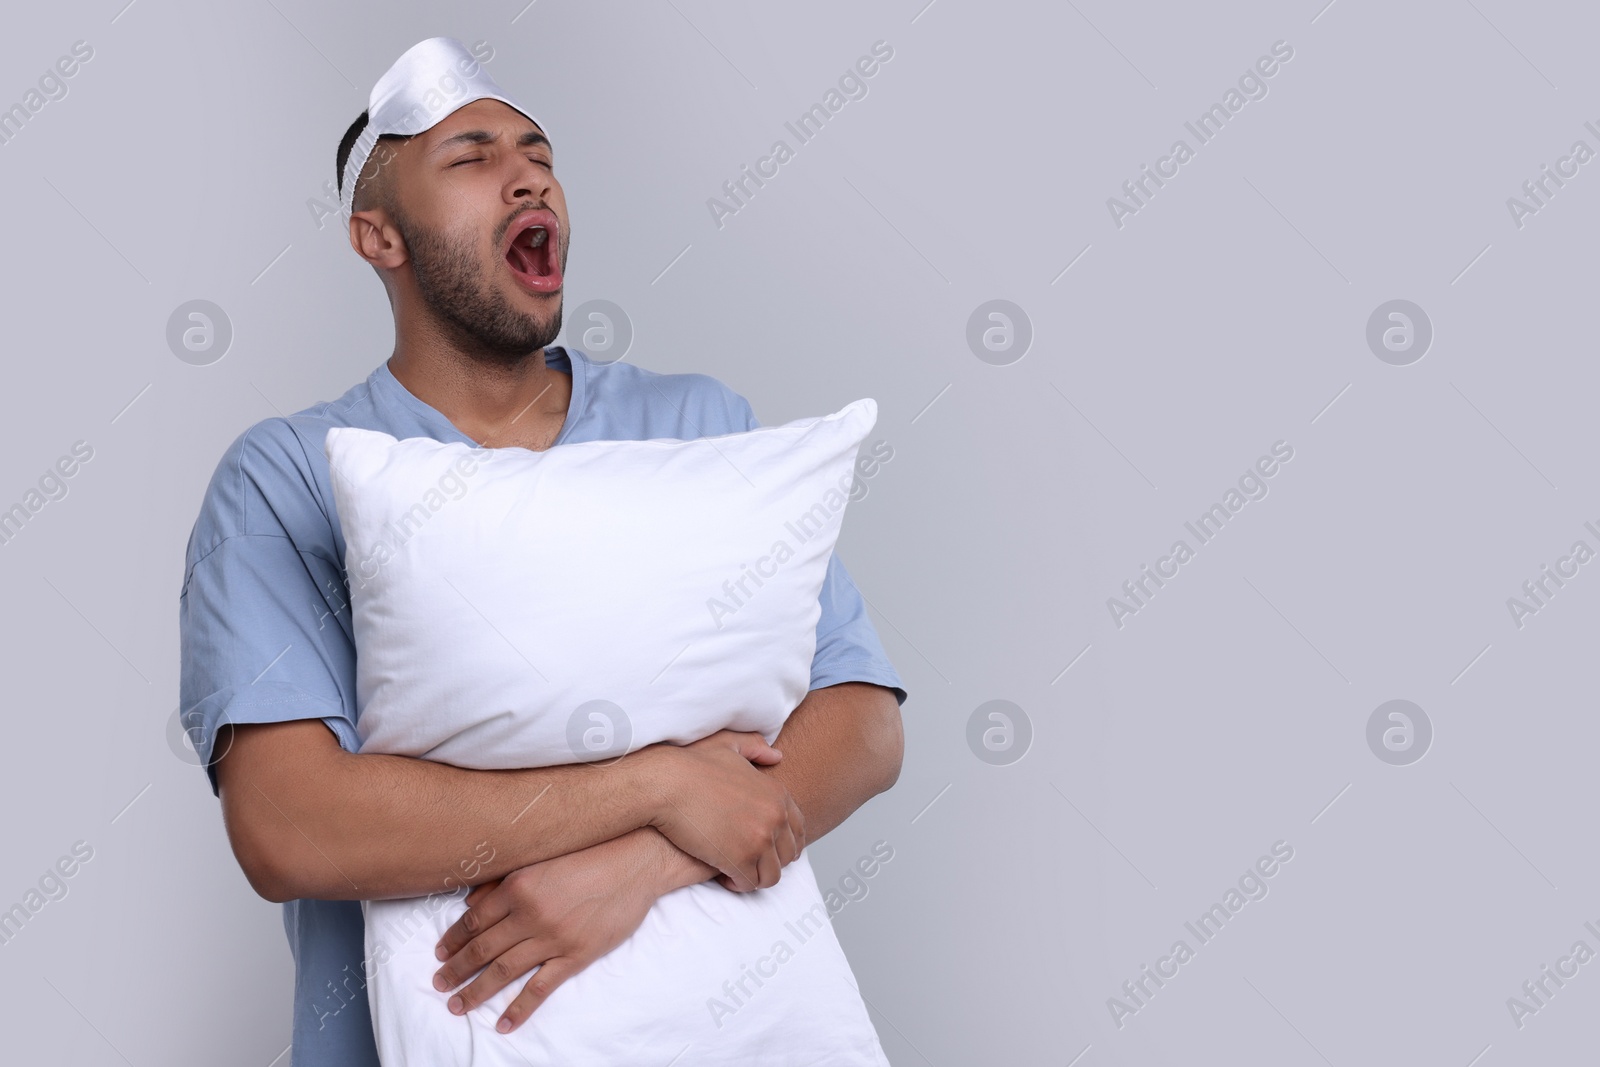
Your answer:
[178,420,360,797]
[727,390,908,707]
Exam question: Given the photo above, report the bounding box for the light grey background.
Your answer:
[1,1,1594,1064]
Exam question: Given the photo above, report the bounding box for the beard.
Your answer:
[393,203,568,366]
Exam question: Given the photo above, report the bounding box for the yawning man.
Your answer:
[178,36,907,1066]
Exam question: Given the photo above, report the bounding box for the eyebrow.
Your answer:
[429,129,551,157]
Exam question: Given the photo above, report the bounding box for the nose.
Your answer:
[506,159,553,205]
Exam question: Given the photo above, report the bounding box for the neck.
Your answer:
[387,339,570,448]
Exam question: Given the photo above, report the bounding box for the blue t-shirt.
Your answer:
[177,347,906,1066]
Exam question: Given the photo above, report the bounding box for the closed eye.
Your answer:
[450,157,552,168]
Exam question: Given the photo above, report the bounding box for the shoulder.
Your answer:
[198,372,381,527]
[205,411,335,508]
[207,372,376,487]
[185,413,340,576]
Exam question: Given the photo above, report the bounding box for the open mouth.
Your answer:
[503,210,562,294]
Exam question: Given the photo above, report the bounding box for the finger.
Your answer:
[438,920,525,995]
[712,835,759,892]
[721,859,756,893]
[460,880,498,917]
[435,896,518,982]
[775,817,800,869]
[728,732,783,765]
[436,886,511,962]
[769,800,799,869]
[787,795,808,854]
[755,846,781,891]
[496,956,581,1033]
[448,939,555,1018]
[746,744,783,766]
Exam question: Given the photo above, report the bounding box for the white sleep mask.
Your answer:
[339,36,546,220]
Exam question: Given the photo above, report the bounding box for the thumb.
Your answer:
[729,732,783,766]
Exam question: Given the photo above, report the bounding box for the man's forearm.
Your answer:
[217,720,668,903]
[763,681,904,842]
[223,683,902,904]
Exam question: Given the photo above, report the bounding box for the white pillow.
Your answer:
[324,398,891,1066]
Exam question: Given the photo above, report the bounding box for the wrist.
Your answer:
[626,826,715,895]
[626,743,676,831]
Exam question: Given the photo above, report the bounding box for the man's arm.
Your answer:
[214,720,802,903]
[758,681,904,837]
[628,680,903,894]
[430,681,903,1027]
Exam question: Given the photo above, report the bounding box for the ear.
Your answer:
[349,209,407,269]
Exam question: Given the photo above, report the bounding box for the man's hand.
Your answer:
[643,729,805,891]
[430,827,701,1033]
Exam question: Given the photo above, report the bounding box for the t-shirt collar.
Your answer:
[370,346,587,448]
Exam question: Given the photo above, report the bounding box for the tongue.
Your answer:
[507,237,544,277]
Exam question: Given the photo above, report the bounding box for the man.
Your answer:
[177,36,906,1065]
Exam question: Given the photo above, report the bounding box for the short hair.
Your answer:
[336,110,409,214]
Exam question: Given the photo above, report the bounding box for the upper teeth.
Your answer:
[523,227,547,246]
